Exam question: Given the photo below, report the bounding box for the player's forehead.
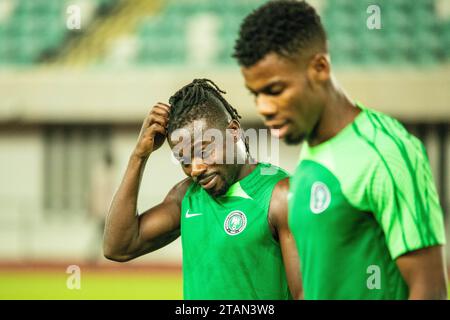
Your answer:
[241,52,298,90]
[168,118,221,150]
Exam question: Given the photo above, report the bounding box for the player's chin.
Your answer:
[284,131,305,145]
[205,178,228,197]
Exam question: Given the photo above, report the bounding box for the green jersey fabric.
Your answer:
[289,103,446,300]
[181,162,291,300]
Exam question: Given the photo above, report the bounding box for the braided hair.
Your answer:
[168,78,249,153]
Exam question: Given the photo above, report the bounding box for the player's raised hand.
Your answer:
[133,102,170,159]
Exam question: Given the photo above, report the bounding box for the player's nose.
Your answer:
[256,95,277,118]
[190,157,207,179]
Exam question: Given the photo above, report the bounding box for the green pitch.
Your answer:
[1,270,448,299]
[0,271,182,300]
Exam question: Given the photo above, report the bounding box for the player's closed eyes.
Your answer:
[190,149,214,163]
[248,85,284,98]
[202,148,214,160]
[264,85,284,96]
[174,154,191,166]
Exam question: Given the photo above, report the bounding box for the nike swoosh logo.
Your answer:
[185,209,203,218]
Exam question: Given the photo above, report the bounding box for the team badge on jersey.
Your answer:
[310,181,331,214]
[224,210,247,236]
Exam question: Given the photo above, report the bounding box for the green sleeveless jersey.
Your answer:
[289,104,446,300]
[181,162,291,300]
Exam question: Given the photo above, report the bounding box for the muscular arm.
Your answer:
[103,102,191,262]
[396,245,447,300]
[268,178,303,299]
[103,154,189,262]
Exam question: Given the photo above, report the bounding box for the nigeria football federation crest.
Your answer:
[310,181,331,214]
[224,210,247,236]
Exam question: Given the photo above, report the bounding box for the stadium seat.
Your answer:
[0,0,449,67]
[0,0,118,65]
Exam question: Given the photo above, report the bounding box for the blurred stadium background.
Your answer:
[0,0,449,299]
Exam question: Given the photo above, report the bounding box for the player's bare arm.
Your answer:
[268,177,303,299]
[396,245,448,300]
[103,103,189,262]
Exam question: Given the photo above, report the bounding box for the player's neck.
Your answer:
[235,162,258,183]
[308,86,360,147]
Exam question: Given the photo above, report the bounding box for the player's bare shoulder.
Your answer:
[273,177,289,195]
[270,178,289,216]
[268,177,290,236]
[139,178,192,230]
[164,177,192,210]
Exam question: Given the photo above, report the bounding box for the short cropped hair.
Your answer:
[233,0,327,67]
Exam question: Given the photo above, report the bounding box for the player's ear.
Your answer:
[308,53,330,84]
[227,120,241,143]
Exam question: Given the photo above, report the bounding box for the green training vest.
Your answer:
[181,162,291,300]
[289,104,445,299]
